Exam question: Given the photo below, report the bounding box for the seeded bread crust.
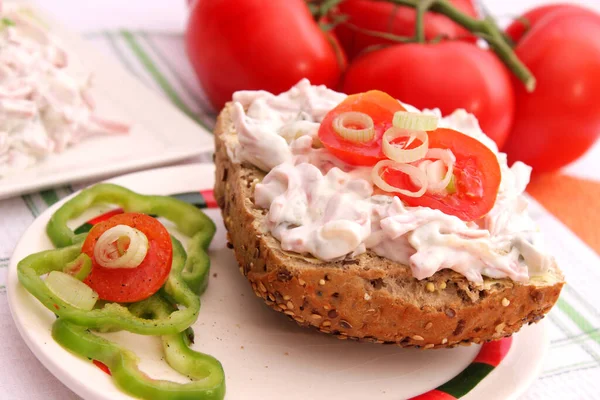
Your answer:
[214,103,565,349]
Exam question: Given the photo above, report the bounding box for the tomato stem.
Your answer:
[376,0,536,91]
[415,0,437,43]
[343,21,417,43]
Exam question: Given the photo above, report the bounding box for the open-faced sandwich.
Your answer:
[214,79,564,349]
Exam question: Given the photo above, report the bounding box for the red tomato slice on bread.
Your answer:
[82,213,172,303]
[383,128,501,221]
[318,90,406,166]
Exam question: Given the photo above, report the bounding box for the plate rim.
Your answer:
[0,1,214,199]
[6,163,548,400]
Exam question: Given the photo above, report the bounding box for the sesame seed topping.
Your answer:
[502,298,510,307]
[424,344,435,349]
[445,308,456,318]
[319,279,326,286]
[311,314,322,320]
[425,322,433,330]
[426,282,435,292]
[284,310,295,316]
[298,279,306,286]
[286,301,294,310]
[495,322,506,333]
[283,295,291,301]
[412,335,424,341]
[321,321,332,327]
[258,282,267,293]
[441,338,448,344]
[364,293,372,301]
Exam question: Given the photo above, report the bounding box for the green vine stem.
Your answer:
[415,0,436,42]
[374,0,536,91]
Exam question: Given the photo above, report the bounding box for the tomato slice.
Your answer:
[81,213,173,303]
[383,128,501,221]
[318,90,406,166]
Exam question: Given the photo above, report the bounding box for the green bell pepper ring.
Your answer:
[52,318,225,400]
[47,183,215,249]
[18,235,209,335]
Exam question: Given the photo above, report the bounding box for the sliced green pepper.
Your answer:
[18,234,210,335]
[63,253,92,280]
[47,183,215,249]
[52,318,225,400]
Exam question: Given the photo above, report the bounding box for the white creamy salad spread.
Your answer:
[228,79,553,284]
[0,5,129,177]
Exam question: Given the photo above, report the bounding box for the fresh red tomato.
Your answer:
[383,128,501,221]
[342,41,515,148]
[318,90,405,166]
[502,11,600,173]
[333,0,478,60]
[82,213,173,303]
[505,4,593,43]
[186,0,346,110]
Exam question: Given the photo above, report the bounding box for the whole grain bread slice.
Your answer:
[214,103,565,349]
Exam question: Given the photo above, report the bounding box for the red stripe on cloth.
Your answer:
[409,389,457,400]
[473,337,512,367]
[93,360,111,376]
[88,208,124,225]
[200,189,218,208]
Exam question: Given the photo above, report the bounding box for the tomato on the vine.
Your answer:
[502,9,600,173]
[505,4,595,43]
[342,41,515,148]
[318,90,405,166]
[333,0,478,60]
[384,128,501,221]
[186,0,346,110]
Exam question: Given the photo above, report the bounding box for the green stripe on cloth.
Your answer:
[104,31,138,76]
[548,313,600,365]
[558,298,600,345]
[140,33,214,117]
[119,30,209,131]
[40,189,60,207]
[21,194,40,217]
[552,329,600,348]
[543,361,597,377]
[564,285,600,320]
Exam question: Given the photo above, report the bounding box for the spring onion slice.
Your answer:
[94,224,148,269]
[333,111,375,143]
[382,127,429,163]
[446,175,457,194]
[424,148,456,192]
[372,160,428,197]
[45,271,98,310]
[393,111,438,131]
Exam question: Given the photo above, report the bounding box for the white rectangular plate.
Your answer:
[0,2,213,200]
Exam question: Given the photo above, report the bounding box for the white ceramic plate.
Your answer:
[8,164,547,400]
[0,2,213,200]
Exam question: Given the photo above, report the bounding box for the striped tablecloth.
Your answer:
[1,26,600,400]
